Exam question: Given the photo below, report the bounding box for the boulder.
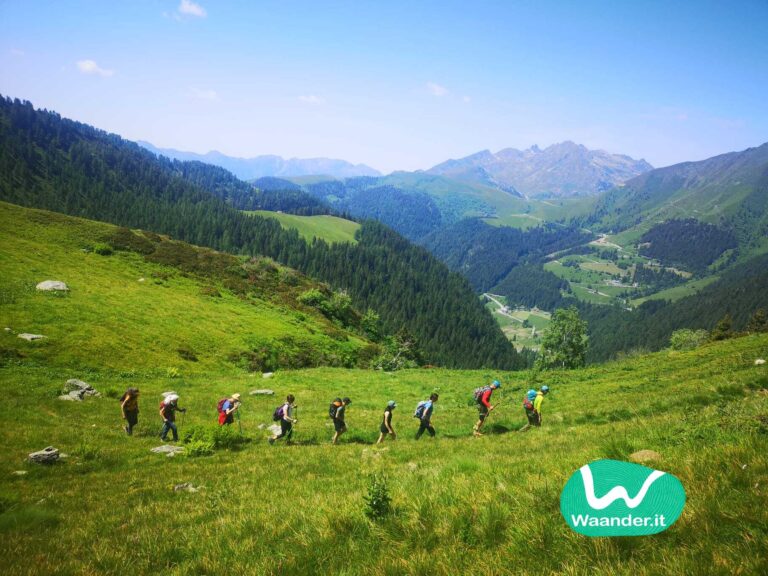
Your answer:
[36,280,69,291]
[629,449,662,463]
[267,424,282,436]
[150,445,185,455]
[28,446,59,464]
[18,333,45,342]
[161,391,178,398]
[262,372,274,379]
[60,379,100,401]
[250,389,275,396]
[755,359,766,366]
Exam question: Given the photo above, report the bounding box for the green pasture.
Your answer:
[247,211,360,244]
[1,335,766,575]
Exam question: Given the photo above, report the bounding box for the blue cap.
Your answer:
[541,385,550,393]
[492,380,501,388]
[387,400,397,408]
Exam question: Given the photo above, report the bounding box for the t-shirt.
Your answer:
[534,392,545,413]
[421,400,434,421]
[480,388,494,408]
[222,399,234,412]
[336,404,346,421]
[122,395,138,411]
[282,403,293,421]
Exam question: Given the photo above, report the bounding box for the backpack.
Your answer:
[523,389,536,411]
[329,398,342,419]
[473,386,491,404]
[272,405,285,421]
[413,400,427,419]
[217,398,228,414]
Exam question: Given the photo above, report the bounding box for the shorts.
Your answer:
[477,404,489,421]
[334,419,347,433]
[380,424,394,434]
[526,409,540,426]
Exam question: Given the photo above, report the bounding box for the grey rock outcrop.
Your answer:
[249,389,275,396]
[18,333,45,341]
[174,483,200,493]
[59,379,100,401]
[28,446,60,464]
[262,372,274,379]
[36,281,69,291]
[151,445,185,456]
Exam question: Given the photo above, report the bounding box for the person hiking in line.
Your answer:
[269,394,297,444]
[415,393,438,439]
[119,387,140,435]
[377,401,397,444]
[218,393,241,426]
[159,394,186,442]
[331,397,351,445]
[473,380,501,437]
[519,386,549,432]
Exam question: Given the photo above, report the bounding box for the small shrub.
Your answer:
[73,443,102,462]
[93,243,113,256]
[363,474,392,521]
[177,347,198,362]
[166,367,180,378]
[200,286,221,298]
[670,329,709,351]
[103,388,120,399]
[185,440,215,458]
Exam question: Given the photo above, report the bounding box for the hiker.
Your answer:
[269,394,297,444]
[414,393,438,439]
[377,401,397,444]
[519,386,549,432]
[473,380,501,436]
[119,387,140,435]
[331,397,351,445]
[218,393,241,426]
[159,394,186,442]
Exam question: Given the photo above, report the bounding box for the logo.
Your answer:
[560,459,686,536]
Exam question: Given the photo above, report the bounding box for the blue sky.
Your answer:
[1,0,766,173]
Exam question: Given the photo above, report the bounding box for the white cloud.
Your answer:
[77,60,114,78]
[178,0,207,18]
[191,88,219,101]
[426,82,448,97]
[298,95,325,105]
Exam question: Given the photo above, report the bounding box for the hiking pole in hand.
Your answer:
[235,403,242,435]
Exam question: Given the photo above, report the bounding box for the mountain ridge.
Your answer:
[428,141,653,198]
[138,140,382,180]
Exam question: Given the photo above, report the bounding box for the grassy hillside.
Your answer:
[0,202,370,374]
[1,328,766,574]
[247,210,360,244]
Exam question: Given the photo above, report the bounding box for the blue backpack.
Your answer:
[413,401,427,419]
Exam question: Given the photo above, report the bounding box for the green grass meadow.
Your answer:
[247,211,361,244]
[1,203,768,575]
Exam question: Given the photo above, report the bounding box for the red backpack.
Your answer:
[217,398,228,413]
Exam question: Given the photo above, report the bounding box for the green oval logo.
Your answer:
[560,459,686,536]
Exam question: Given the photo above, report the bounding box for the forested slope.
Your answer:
[0,96,520,369]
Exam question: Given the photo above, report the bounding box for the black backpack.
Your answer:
[329,398,342,419]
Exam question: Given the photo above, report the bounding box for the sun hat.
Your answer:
[232,393,241,401]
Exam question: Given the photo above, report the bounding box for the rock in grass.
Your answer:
[174,483,199,493]
[60,379,100,401]
[161,391,178,398]
[36,280,69,291]
[262,372,274,379]
[629,449,662,463]
[267,424,282,436]
[249,389,275,396]
[18,333,45,342]
[756,359,766,366]
[28,446,59,464]
[151,445,185,455]
[12,470,28,476]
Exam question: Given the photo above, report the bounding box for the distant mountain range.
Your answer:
[137,141,382,180]
[427,141,653,198]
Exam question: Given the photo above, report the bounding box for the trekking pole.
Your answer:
[236,405,242,435]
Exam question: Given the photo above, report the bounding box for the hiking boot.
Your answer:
[473,431,484,437]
